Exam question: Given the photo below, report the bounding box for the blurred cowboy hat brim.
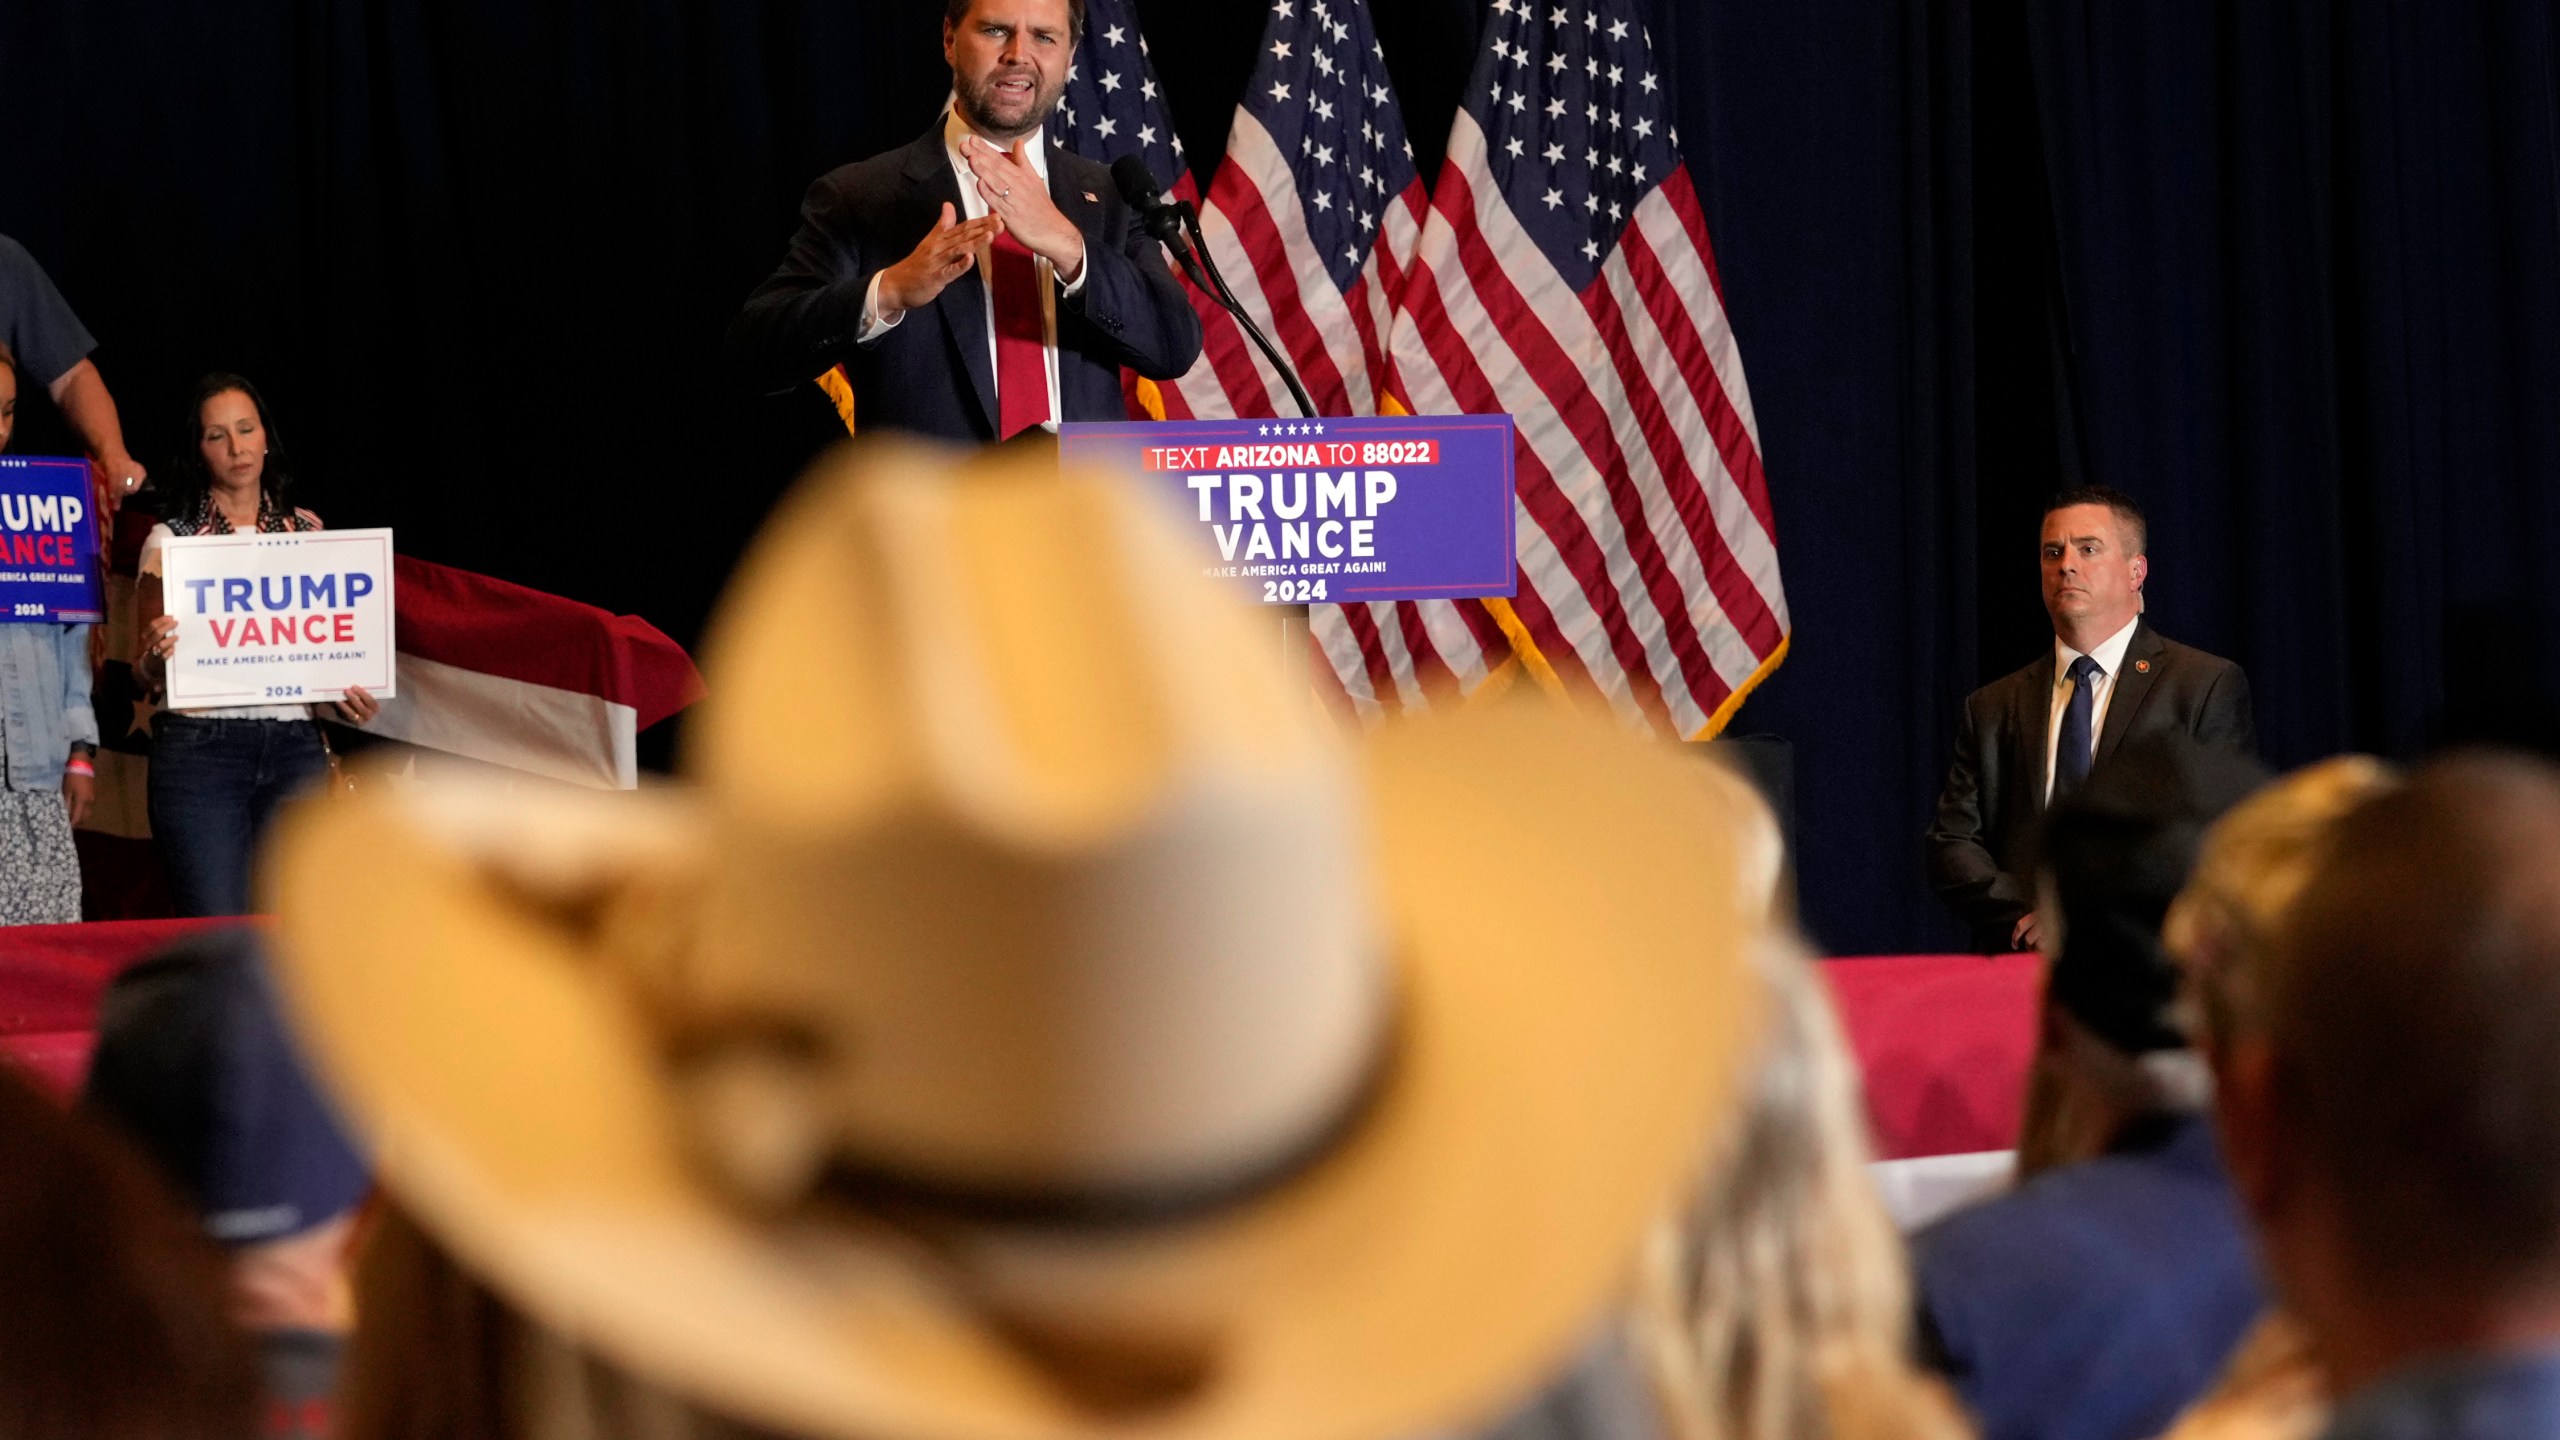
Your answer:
[267,698,1757,1440]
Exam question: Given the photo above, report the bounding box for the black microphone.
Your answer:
[1111,154,1197,257]
[1109,152,1318,418]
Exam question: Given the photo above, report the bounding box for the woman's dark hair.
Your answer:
[162,372,297,525]
[0,1062,261,1439]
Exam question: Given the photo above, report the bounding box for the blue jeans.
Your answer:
[148,714,329,917]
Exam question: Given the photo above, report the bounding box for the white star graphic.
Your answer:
[1370,82,1390,106]
[1543,187,1564,209]
[1582,238,1600,259]
[1360,163,1378,187]
[1315,97,1335,120]
[1607,109,1622,129]
[1260,423,1273,435]
[1314,191,1333,211]
[1586,146,1601,167]
[1546,96,1566,118]
[1608,199,1622,220]
[1270,80,1292,102]
[1586,55,1600,77]
[1586,100,1600,122]
[1584,10,1599,29]
[1608,17,1630,40]
[1142,77,1158,100]
[1640,71,1659,93]
[1360,209,1374,228]
[1544,141,1566,163]
[1630,161,1645,182]
[1315,143,1335,165]
[1551,5,1569,23]
[1100,70,1122,92]
[1505,136,1525,158]
[1314,50,1335,76]
[1548,51,1567,74]
[1584,191,1601,214]
[1273,0,1291,13]
[1139,124,1157,145]
[1344,243,1361,264]
[1104,23,1126,45]
[1608,63,1623,85]
[1506,90,1527,113]
[1633,117,1653,139]
[1313,0,1331,21]
[1096,116,1118,138]
[1491,39,1511,62]
[1271,39,1292,60]
[1314,423,1326,434]
[1606,154,1622,174]
[1330,18,1348,40]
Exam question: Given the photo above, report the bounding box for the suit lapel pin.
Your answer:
[2135,659,2151,673]
[1083,190,1098,203]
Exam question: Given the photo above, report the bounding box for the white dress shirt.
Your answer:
[855,110,1087,433]
[2043,614,2141,801]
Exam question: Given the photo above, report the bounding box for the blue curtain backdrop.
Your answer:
[3,1,2553,952]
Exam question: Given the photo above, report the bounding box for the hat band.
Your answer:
[815,1011,1402,1230]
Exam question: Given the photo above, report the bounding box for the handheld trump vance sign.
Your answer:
[1059,414,1517,606]
[0,457,105,623]
[160,528,396,709]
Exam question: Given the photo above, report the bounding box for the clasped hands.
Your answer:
[875,135,1086,321]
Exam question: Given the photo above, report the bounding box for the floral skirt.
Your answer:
[0,789,79,925]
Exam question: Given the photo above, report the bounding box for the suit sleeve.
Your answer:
[1059,203,1204,380]
[1927,693,2035,945]
[723,173,880,392]
[2193,663,2257,759]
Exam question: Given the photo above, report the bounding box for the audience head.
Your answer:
[0,1060,262,1440]
[167,372,295,518]
[2016,738,2264,1172]
[1635,932,1967,1440]
[83,926,371,1333]
[0,339,17,451]
[2039,484,2148,640]
[271,442,1765,1440]
[2223,752,2560,1392]
[2163,756,2399,1056]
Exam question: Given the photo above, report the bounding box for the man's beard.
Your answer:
[953,69,1056,140]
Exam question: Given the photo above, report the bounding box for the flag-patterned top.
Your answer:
[1367,0,1789,739]
[1047,0,1187,195]
[1154,0,1428,422]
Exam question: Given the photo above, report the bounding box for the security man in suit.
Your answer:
[725,0,1202,442]
[1929,486,2256,952]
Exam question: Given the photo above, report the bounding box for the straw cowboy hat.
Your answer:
[265,442,1763,1440]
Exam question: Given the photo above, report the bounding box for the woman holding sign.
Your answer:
[0,342,99,923]
[135,374,376,917]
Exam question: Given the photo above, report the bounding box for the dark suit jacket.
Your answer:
[1927,621,2255,951]
[1912,1113,2265,1440]
[725,125,1203,441]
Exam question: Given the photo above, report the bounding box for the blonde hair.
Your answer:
[1632,935,1969,1440]
[2163,755,2398,1048]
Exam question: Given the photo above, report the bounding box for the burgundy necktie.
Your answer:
[989,231,1051,439]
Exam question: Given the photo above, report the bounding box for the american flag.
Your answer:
[1148,0,1426,425]
[1376,0,1789,739]
[1044,0,1197,422]
[1047,0,1189,199]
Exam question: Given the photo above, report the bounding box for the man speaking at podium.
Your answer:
[727,0,1202,443]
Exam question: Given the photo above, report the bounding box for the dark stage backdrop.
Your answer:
[4,1,2554,954]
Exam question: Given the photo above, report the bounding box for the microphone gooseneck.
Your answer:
[1110,155,1318,419]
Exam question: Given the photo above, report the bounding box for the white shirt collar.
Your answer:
[943,108,1050,185]
[2056,614,2142,681]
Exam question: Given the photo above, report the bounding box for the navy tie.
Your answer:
[2056,654,2103,793]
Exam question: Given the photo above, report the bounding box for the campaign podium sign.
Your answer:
[1061,414,1516,605]
[159,528,397,709]
[0,457,104,623]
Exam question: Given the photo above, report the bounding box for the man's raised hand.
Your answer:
[877,203,1004,320]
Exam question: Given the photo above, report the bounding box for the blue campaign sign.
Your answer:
[0,457,103,624]
[1061,414,1517,605]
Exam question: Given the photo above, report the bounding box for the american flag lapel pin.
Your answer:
[2135,659,2151,673]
